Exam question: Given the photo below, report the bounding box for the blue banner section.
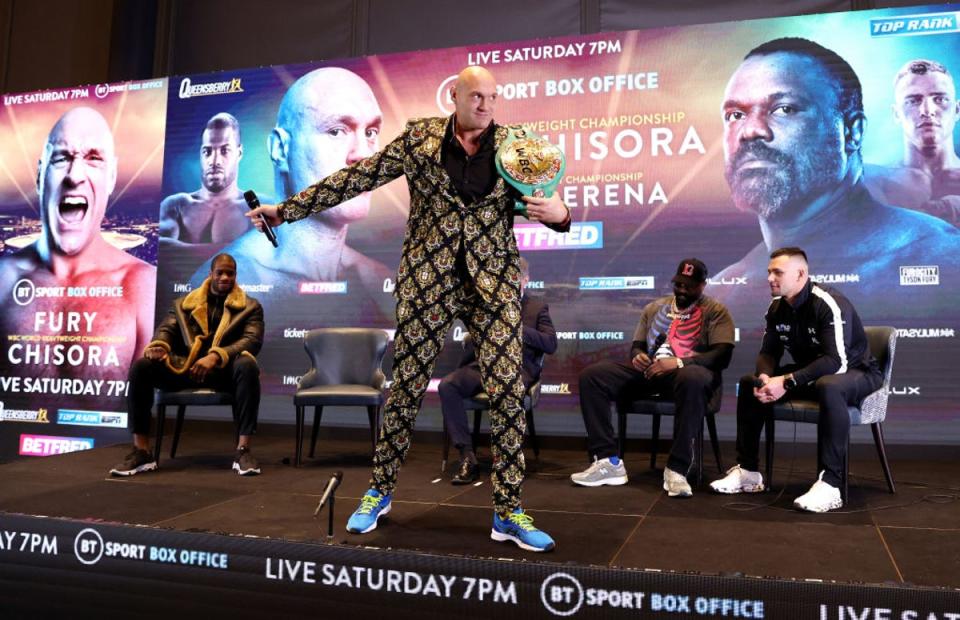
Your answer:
[870,12,960,37]
[56,410,127,428]
[579,276,654,291]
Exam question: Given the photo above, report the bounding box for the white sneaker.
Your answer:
[709,465,765,494]
[570,456,628,487]
[663,467,692,497]
[793,471,843,513]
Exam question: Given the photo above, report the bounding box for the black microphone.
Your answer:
[243,190,278,248]
[313,471,343,516]
[752,375,766,389]
[650,332,667,356]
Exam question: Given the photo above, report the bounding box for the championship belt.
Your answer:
[496,127,565,216]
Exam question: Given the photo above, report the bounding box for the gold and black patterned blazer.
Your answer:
[277,116,569,308]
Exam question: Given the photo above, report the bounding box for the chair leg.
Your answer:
[764,414,775,490]
[817,437,823,478]
[154,405,167,465]
[871,423,896,494]
[525,406,540,460]
[472,410,483,453]
[441,424,450,472]
[696,423,705,488]
[170,405,186,458]
[706,413,724,472]
[309,406,324,458]
[650,414,661,470]
[617,406,626,459]
[842,436,849,505]
[367,406,379,456]
[294,405,304,467]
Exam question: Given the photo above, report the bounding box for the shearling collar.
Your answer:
[182,278,247,310]
[181,278,247,335]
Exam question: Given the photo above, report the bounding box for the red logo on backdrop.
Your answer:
[683,263,695,276]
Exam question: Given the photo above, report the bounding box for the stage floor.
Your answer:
[2,420,959,590]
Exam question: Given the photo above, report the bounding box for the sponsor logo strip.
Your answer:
[19,434,94,457]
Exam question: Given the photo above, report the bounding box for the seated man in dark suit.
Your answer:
[438,258,557,484]
[110,253,265,477]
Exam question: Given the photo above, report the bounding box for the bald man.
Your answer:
[0,107,155,383]
[248,66,571,552]
[865,59,960,226]
[159,113,252,261]
[191,68,392,295]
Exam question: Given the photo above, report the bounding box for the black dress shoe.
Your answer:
[451,459,479,485]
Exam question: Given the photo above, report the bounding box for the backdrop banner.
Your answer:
[0,79,168,458]
[2,5,958,461]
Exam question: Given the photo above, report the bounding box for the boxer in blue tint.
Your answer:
[159,113,252,257]
[714,38,959,324]
[865,59,960,227]
[196,68,392,292]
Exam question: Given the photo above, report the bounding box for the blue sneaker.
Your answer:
[346,489,392,534]
[491,508,556,552]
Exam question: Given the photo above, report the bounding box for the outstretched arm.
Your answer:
[247,131,408,229]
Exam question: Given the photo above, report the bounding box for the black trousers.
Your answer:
[578,360,719,474]
[438,364,534,451]
[127,355,261,438]
[734,368,882,488]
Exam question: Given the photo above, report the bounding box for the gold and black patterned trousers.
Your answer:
[370,280,527,514]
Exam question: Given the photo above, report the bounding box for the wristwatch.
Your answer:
[676,358,684,369]
[783,374,797,390]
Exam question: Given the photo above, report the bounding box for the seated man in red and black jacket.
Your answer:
[110,253,265,477]
[572,258,736,498]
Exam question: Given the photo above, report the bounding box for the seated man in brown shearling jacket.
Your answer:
[110,253,265,477]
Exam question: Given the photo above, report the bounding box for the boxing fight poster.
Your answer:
[156,62,408,402]
[0,79,168,457]
[159,5,958,438]
[1,4,958,460]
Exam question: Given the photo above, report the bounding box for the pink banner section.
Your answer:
[19,433,94,457]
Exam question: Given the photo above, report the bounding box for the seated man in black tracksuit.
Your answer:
[711,247,882,512]
[438,258,557,484]
[110,253,265,477]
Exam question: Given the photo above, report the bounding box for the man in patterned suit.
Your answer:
[247,66,570,552]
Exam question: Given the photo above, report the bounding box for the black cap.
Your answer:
[672,258,708,286]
